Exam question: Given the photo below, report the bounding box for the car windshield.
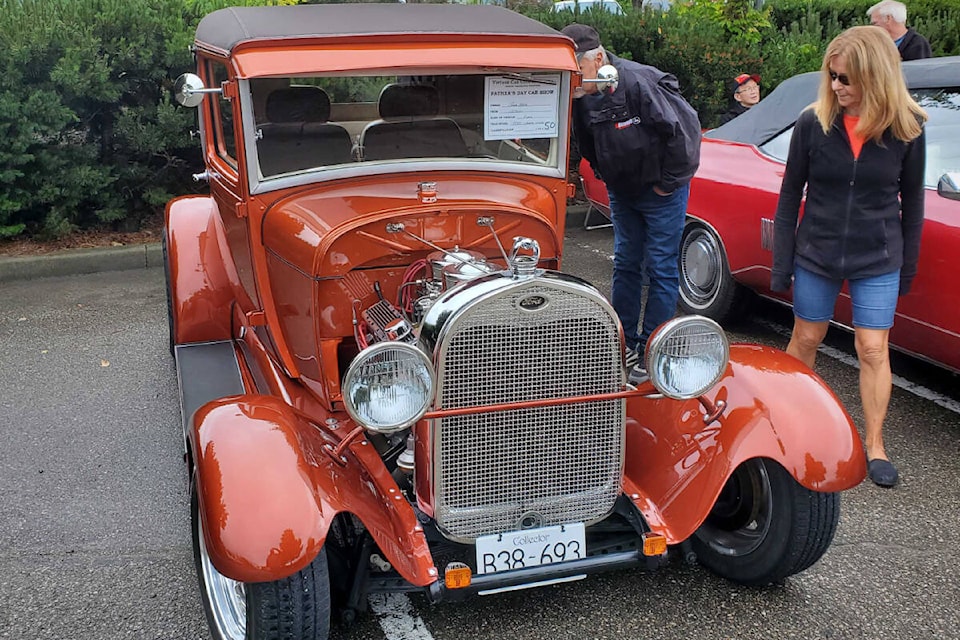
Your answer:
[758,87,960,188]
[249,72,566,181]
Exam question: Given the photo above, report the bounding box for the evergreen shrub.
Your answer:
[1,0,958,239]
[0,0,209,239]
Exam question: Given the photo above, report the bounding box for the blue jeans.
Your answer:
[608,184,689,352]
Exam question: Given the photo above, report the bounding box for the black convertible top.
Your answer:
[195,4,563,54]
[706,55,960,147]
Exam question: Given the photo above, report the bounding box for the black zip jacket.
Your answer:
[772,109,925,296]
[898,28,932,61]
[572,54,701,196]
[717,102,749,126]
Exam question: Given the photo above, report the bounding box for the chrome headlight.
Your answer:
[343,342,436,433]
[646,316,729,399]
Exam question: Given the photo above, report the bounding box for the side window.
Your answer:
[758,127,793,163]
[208,61,238,168]
[914,88,960,188]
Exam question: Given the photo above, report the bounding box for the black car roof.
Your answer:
[195,4,563,54]
[706,55,960,147]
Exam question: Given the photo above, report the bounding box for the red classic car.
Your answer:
[679,57,960,373]
[166,5,865,639]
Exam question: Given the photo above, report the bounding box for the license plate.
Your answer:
[475,523,586,574]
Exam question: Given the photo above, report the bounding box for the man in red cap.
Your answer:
[717,73,760,125]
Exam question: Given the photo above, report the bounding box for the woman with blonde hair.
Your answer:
[771,25,927,488]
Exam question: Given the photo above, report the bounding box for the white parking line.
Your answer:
[368,593,435,640]
[583,243,615,262]
[756,318,960,415]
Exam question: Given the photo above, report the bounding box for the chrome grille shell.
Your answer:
[419,271,625,542]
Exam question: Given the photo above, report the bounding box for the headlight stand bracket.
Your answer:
[697,396,726,425]
[323,425,366,466]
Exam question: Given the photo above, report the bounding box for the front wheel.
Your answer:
[678,221,743,322]
[691,458,839,586]
[191,476,331,640]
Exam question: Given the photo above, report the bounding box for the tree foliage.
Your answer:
[0,0,204,238]
[535,0,959,128]
[1,0,958,239]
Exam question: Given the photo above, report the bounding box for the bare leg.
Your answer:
[855,327,892,461]
[786,317,830,369]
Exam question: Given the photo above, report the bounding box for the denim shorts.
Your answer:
[793,265,900,329]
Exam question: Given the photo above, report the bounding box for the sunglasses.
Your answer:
[828,70,851,86]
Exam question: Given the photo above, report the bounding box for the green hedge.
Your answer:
[540,0,959,128]
[767,0,960,57]
[0,0,957,239]
[0,0,210,238]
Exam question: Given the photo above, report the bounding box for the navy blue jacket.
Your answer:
[772,109,926,296]
[572,54,701,196]
[898,28,932,61]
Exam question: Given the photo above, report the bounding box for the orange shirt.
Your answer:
[843,113,865,160]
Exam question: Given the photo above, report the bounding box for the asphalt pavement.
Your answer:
[1,225,958,640]
[0,265,206,639]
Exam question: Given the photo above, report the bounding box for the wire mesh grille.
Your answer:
[433,283,625,540]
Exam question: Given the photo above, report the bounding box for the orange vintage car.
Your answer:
[166,5,865,639]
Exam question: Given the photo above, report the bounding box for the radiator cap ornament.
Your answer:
[509,237,540,278]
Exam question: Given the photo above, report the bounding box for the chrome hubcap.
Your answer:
[681,228,721,305]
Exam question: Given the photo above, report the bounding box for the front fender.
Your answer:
[191,395,435,585]
[624,343,866,544]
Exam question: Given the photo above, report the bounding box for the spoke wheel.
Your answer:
[192,477,247,640]
[678,222,743,322]
[691,458,840,586]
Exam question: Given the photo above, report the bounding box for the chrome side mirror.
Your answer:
[581,64,619,95]
[173,73,221,108]
[938,172,960,201]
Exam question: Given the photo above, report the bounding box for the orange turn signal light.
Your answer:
[642,532,667,556]
[444,562,472,589]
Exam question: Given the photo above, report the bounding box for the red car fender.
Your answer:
[191,396,436,585]
[624,343,866,544]
[164,195,236,346]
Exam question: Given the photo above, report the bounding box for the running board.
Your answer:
[174,341,245,449]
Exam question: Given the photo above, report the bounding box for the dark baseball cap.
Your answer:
[734,73,761,87]
[561,23,601,54]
